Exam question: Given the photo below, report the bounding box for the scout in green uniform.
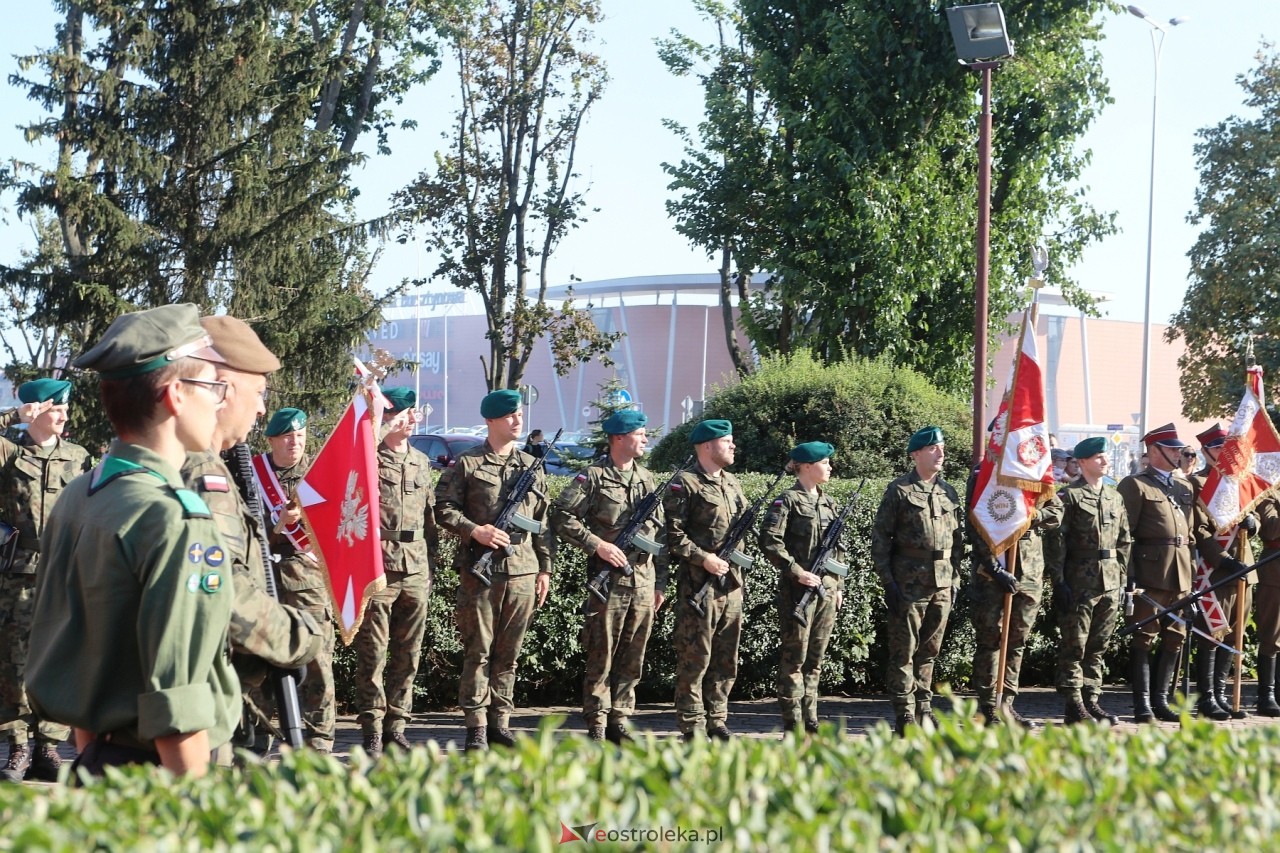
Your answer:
[26,303,239,777]
[870,426,964,735]
[434,390,552,752]
[1048,436,1132,725]
[550,409,666,744]
[180,317,324,749]
[0,378,91,782]
[665,419,748,741]
[758,441,845,735]
[255,407,338,752]
[353,387,440,757]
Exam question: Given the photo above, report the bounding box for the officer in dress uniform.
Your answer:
[26,303,239,776]
[870,426,964,735]
[434,389,552,752]
[1253,472,1280,717]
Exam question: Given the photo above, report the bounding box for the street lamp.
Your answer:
[947,3,1015,465]
[1129,5,1188,443]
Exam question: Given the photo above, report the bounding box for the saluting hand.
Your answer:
[472,524,511,549]
[595,541,628,568]
[16,400,50,424]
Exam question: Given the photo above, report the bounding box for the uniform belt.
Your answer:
[1136,536,1187,547]
[380,528,422,543]
[1097,549,1114,559]
[896,546,951,560]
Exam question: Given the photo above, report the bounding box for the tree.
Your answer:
[395,0,619,392]
[1168,47,1280,419]
[1,1,449,444]
[660,1,1116,394]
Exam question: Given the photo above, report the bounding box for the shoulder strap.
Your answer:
[88,455,166,496]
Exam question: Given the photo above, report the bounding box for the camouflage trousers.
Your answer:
[971,575,1042,706]
[354,569,431,735]
[1055,587,1121,702]
[0,571,69,744]
[776,578,838,726]
[456,571,537,729]
[885,583,951,715]
[673,571,743,734]
[581,584,655,727]
[252,584,336,748]
[1257,584,1280,656]
[1127,586,1189,654]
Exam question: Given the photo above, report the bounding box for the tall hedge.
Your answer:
[648,350,973,482]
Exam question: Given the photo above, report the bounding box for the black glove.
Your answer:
[1242,515,1260,535]
[1053,581,1074,615]
[885,580,905,616]
[1220,556,1250,576]
[983,558,1019,595]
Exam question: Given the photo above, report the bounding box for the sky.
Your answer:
[1,1,1278,327]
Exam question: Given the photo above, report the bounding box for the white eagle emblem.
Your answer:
[338,471,369,546]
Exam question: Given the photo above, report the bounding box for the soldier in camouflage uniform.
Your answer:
[758,441,846,735]
[1048,436,1131,725]
[353,387,439,757]
[256,407,338,751]
[870,426,964,735]
[435,390,552,752]
[180,317,324,752]
[664,419,749,741]
[0,379,90,782]
[551,409,666,744]
[968,468,1063,729]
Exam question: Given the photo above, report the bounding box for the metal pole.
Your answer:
[1080,310,1094,425]
[973,64,993,466]
[415,292,422,433]
[1137,26,1164,443]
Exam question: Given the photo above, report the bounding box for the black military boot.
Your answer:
[0,740,29,783]
[27,742,62,783]
[1257,655,1280,717]
[385,731,412,752]
[803,719,821,735]
[362,730,383,758]
[1215,646,1247,719]
[587,724,606,742]
[1002,700,1039,730]
[894,711,915,737]
[916,703,939,730]
[1195,640,1230,721]
[707,722,732,742]
[1131,647,1154,723]
[1083,694,1119,726]
[1151,649,1182,723]
[464,727,489,752]
[605,721,633,744]
[977,704,999,726]
[1064,698,1091,725]
[488,725,516,748]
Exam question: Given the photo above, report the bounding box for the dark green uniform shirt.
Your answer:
[379,443,440,573]
[871,470,964,589]
[662,463,748,592]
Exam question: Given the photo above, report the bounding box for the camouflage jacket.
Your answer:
[1046,479,1131,594]
[662,462,749,591]
[182,450,321,670]
[433,442,552,577]
[263,454,325,593]
[870,470,964,589]
[549,455,668,590]
[1117,467,1194,592]
[758,482,845,591]
[0,408,92,573]
[379,443,440,575]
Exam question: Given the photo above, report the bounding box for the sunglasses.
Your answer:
[1181,451,1197,459]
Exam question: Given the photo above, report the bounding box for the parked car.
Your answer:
[542,443,600,476]
[409,433,484,470]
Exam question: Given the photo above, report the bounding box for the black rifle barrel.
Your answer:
[470,428,564,586]
[1118,548,1280,637]
[792,478,867,627]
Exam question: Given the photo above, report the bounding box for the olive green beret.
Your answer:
[789,441,834,463]
[907,426,944,453]
[690,418,732,445]
[200,315,281,374]
[1073,436,1107,459]
[17,378,71,405]
[73,303,226,380]
[480,389,522,419]
[382,386,416,414]
[265,407,307,437]
[602,409,647,435]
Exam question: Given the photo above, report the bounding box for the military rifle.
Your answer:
[581,456,693,613]
[225,442,307,750]
[470,428,563,586]
[686,468,789,618]
[792,478,867,627]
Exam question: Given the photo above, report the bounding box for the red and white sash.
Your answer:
[1194,527,1234,635]
[252,452,312,555]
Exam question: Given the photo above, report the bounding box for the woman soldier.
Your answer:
[759,441,845,734]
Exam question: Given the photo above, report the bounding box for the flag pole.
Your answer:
[994,546,1017,710]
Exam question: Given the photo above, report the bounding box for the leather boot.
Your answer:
[27,742,62,783]
[1151,649,1181,723]
[605,721,633,744]
[894,711,915,737]
[1131,646,1154,723]
[0,740,29,783]
[361,730,383,758]
[488,726,516,748]
[587,725,606,742]
[1083,694,1119,726]
[1195,640,1229,721]
[1064,698,1091,725]
[464,727,489,752]
[1257,655,1280,717]
[1215,646,1247,719]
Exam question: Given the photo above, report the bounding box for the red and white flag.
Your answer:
[297,360,389,644]
[996,302,1054,495]
[1199,365,1280,533]
[1194,531,1235,636]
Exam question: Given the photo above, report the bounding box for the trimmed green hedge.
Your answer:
[4,705,1278,849]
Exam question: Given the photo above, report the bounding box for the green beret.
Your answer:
[73,303,226,380]
[382,386,416,414]
[265,407,307,437]
[789,441,834,463]
[1073,436,1107,459]
[907,426,944,453]
[17,378,71,405]
[690,418,732,445]
[602,409,647,435]
[480,389,522,419]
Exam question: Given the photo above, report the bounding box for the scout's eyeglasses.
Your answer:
[179,377,229,403]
